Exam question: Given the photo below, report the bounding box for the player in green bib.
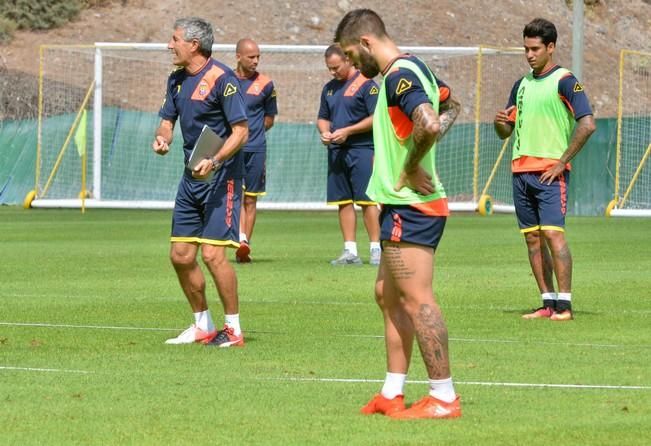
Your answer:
[336,9,463,420]
[494,18,596,322]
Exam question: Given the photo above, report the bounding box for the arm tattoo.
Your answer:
[404,103,439,173]
[559,116,596,164]
[437,96,460,142]
[405,97,460,172]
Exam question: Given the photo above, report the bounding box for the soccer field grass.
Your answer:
[1,207,650,445]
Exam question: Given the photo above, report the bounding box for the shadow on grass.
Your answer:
[502,308,600,316]
[232,258,275,265]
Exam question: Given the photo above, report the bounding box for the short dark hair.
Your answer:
[523,18,557,46]
[324,44,345,59]
[334,9,388,46]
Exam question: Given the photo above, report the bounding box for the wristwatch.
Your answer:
[211,157,223,171]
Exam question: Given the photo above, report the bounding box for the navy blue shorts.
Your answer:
[327,148,376,205]
[512,171,570,233]
[379,204,447,249]
[171,170,242,247]
[243,151,266,196]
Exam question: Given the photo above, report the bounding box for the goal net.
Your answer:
[607,50,651,217]
[29,43,523,212]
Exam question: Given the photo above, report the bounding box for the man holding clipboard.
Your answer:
[187,124,226,177]
[152,17,248,348]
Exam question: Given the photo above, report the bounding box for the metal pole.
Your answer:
[572,0,584,81]
[93,47,103,199]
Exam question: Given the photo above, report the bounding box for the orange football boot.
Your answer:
[550,309,573,321]
[522,306,553,319]
[389,395,461,419]
[236,241,252,263]
[203,326,245,347]
[360,394,405,416]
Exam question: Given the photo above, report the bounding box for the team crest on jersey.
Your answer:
[369,86,379,95]
[573,82,584,93]
[224,83,238,97]
[252,82,261,94]
[396,78,412,95]
[197,80,209,97]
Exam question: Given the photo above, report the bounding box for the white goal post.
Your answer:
[28,43,524,212]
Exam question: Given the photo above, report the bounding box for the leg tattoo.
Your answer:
[413,303,450,379]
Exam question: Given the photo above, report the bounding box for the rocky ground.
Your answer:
[1,0,650,119]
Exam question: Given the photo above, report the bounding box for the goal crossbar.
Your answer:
[29,43,523,213]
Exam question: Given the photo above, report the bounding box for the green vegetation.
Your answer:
[0,0,117,42]
[0,15,17,43]
[1,208,650,444]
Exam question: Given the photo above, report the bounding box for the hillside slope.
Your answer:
[1,0,650,117]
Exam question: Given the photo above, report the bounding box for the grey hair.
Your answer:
[174,17,214,57]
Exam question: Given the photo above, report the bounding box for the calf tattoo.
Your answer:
[414,303,450,378]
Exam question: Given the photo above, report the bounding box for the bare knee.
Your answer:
[244,195,257,209]
[361,204,379,215]
[398,290,441,316]
[200,245,227,267]
[524,231,547,257]
[170,245,198,269]
[374,280,385,307]
[399,295,421,317]
[542,229,564,243]
[524,230,541,246]
[542,229,568,252]
[375,279,404,312]
[401,297,447,337]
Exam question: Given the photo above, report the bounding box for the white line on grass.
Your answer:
[0,321,178,331]
[0,366,92,374]
[264,376,651,391]
[7,293,651,314]
[1,321,649,349]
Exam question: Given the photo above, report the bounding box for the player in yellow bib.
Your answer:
[494,18,596,321]
[336,9,463,419]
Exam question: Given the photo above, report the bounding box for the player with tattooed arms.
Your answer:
[335,9,462,419]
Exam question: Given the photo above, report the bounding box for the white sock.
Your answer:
[370,241,381,252]
[344,241,358,256]
[239,232,248,243]
[224,314,241,336]
[381,372,407,399]
[428,377,456,403]
[193,310,215,332]
[557,292,571,302]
